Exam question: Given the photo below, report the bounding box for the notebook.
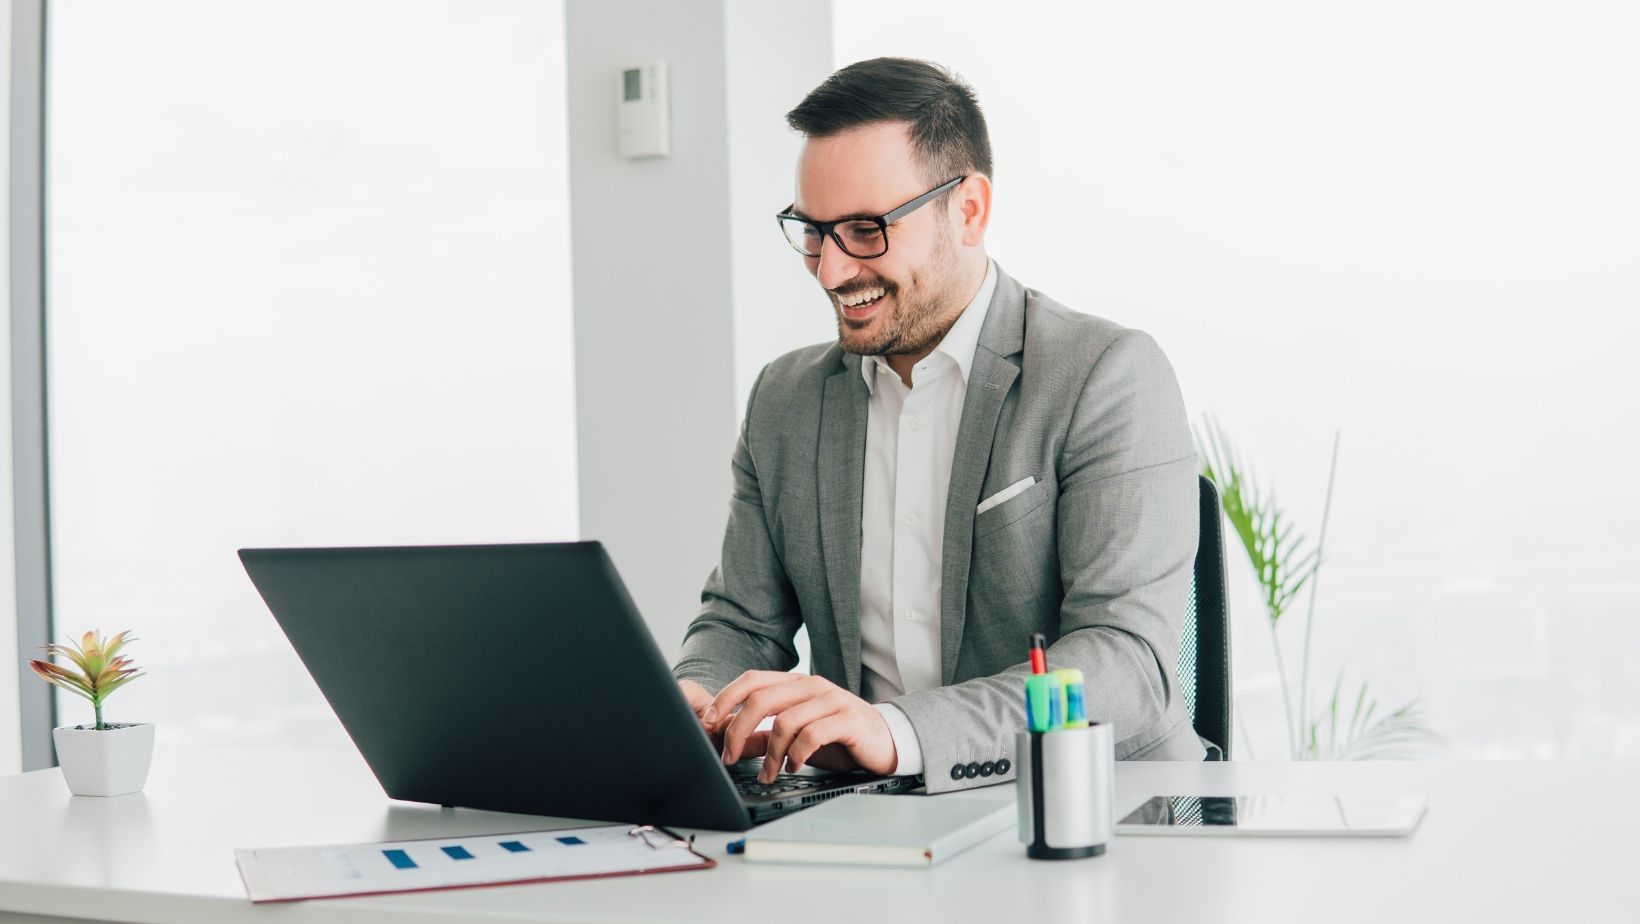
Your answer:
[739,794,1014,868]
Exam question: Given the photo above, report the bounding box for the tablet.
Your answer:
[1115,794,1427,837]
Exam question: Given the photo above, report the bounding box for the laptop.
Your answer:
[239,541,919,832]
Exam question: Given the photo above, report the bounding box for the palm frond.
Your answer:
[1198,417,1441,761]
[1302,672,1442,760]
[1195,416,1318,627]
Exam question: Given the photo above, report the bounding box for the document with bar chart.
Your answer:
[235,824,714,902]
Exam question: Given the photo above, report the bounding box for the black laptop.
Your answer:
[239,541,917,831]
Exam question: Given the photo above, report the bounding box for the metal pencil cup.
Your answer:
[1016,723,1115,859]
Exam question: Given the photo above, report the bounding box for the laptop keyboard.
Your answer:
[729,771,825,798]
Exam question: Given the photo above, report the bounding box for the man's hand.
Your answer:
[679,679,714,720]
[705,671,897,783]
[678,679,723,746]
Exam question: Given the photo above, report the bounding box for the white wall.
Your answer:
[723,0,837,413]
[566,0,737,663]
[567,0,832,661]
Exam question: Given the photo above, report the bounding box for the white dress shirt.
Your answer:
[862,261,998,777]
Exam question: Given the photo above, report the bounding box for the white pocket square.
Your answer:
[976,476,1036,515]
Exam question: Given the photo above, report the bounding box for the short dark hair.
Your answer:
[786,57,993,184]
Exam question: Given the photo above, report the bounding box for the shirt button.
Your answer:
[950,764,965,781]
[904,609,917,622]
[980,761,996,777]
[963,762,981,779]
[909,416,920,431]
[996,759,1011,776]
[906,514,918,526]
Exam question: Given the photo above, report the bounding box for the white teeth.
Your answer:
[839,287,885,308]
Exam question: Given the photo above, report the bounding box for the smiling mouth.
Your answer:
[835,286,887,320]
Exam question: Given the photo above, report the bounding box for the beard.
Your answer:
[832,224,965,358]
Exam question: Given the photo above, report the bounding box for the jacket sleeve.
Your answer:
[671,366,803,695]
[888,330,1204,792]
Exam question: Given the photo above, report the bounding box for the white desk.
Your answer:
[0,747,1626,923]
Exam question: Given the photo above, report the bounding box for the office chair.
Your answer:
[1178,474,1231,760]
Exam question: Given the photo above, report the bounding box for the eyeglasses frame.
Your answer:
[775,175,967,259]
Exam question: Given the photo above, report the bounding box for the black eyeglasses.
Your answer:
[775,175,966,259]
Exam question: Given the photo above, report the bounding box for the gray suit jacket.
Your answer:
[673,266,1205,792]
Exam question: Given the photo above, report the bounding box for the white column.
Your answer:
[3,0,32,776]
[0,0,17,776]
[566,0,833,660]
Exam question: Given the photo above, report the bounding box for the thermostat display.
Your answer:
[618,61,670,159]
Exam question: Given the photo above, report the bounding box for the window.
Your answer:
[835,0,1640,758]
[46,1,576,747]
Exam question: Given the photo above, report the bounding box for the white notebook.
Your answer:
[741,794,1013,868]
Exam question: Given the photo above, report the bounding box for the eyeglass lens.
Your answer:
[778,217,887,259]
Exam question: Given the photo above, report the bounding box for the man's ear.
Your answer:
[956,173,992,247]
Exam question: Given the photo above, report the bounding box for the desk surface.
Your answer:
[0,747,1626,923]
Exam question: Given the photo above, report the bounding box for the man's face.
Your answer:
[792,122,968,357]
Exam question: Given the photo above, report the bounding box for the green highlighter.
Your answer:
[1024,673,1062,732]
[1024,633,1057,732]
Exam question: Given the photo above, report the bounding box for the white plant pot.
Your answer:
[52,723,155,797]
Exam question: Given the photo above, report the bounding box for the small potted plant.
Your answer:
[28,630,152,797]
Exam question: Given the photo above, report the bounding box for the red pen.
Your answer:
[1028,632,1047,674]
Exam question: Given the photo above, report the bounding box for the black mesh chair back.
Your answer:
[1178,474,1231,759]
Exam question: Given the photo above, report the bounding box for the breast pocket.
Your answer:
[968,476,1060,644]
[972,476,1053,540]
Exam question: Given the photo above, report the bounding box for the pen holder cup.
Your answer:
[1016,723,1115,859]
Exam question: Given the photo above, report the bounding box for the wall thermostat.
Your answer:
[617,61,670,159]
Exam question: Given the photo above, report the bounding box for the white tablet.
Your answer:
[1115,794,1427,837]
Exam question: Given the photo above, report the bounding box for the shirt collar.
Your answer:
[861,259,998,394]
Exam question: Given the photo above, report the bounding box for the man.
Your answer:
[673,57,1206,793]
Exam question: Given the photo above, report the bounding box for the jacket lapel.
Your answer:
[938,270,1026,684]
[818,352,868,695]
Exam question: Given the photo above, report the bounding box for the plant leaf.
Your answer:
[29,660,96,701]
[1198,418,1441,761]
[39,678,96,703]
[42,642,93,677]
[31,659,93,693]
[97,671,146,699]
[101,630,136,662]
[80,630,108,677]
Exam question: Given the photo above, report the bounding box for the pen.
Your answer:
[726,839,745,855]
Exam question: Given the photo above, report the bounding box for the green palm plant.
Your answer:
[1196,418,1438,760]
[28,630,145,731]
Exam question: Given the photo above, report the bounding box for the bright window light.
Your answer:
[46,0,577,748]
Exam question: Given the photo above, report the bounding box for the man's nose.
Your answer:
[814,234,861,291]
